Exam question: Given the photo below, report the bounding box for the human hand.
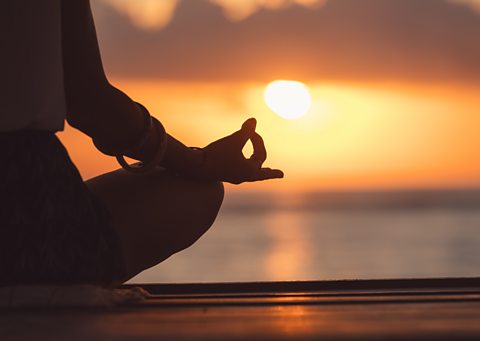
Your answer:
[195,118,284,184]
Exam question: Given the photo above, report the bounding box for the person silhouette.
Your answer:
[0,0,283,286]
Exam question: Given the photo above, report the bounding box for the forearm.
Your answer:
[68,82,202,172]
[66,84,145,151]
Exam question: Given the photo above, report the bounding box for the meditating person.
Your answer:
[0,0,283,286]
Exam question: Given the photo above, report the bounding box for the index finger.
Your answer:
[229,118,257,149]
[250,132,267,165]
[251,167,284,181]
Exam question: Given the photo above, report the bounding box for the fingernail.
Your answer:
[242,117,257,130]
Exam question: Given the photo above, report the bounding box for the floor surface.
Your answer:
[2,278,480,340]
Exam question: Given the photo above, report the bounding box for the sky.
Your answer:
[91,0,480,82]
[60,0,480,191]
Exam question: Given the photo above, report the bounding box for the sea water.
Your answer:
[129,190,480,283]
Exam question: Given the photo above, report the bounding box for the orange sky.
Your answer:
[58,79,480,191]
[57,1,480,191]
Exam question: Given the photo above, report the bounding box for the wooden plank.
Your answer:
[3,278,480,340]
[2,301,480,340]
[126,277,480,295]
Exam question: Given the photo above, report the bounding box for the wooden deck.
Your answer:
[2,278,480,340]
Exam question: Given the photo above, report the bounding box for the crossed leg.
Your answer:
[86,168,224,282]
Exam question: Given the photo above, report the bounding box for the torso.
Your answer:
[0,0,65,132]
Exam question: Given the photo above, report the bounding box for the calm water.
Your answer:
[129,190,480,283]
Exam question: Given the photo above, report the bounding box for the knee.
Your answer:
[197,180,224,231]
[208,180,225,213]
[171,182,225,253]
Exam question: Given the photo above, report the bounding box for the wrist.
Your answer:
[189,147,206,169]
[171,147,207,178]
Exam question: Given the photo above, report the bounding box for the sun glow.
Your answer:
[58,79,480,191]
[264,80,312,120]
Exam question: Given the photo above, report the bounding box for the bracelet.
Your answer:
[116,116,167,173]
[93,101,167,173]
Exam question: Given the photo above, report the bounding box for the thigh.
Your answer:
[86,168,224,280]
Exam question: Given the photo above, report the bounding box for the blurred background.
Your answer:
[59,0,480,283]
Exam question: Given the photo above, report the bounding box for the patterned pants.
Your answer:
[0,130,125,285]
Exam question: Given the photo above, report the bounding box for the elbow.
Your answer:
[64,80,111,133]
[65,107,86,132]
[64,91,83,128]
[65,94,92,132]
[65,96,84,130]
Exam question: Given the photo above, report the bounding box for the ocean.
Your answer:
[129,189,480,283]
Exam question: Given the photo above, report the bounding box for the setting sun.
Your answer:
[264,80,312,120]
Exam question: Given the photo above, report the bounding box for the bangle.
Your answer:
[116,116,167,173]
[93,101,168,173]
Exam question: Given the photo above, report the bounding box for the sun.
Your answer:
[264,80,312,120]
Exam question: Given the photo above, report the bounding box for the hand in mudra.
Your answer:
[198,118,284,184]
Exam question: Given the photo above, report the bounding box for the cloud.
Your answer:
[99,0,325,29]
[104,0,179,29]
[92,0,480,82]
[210,0,325,21]
[449,0,480,12]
